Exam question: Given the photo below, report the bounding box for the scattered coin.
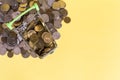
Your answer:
[0,3,10,12]
[64,17,71,23]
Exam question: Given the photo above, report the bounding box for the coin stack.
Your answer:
[0,0,71,59]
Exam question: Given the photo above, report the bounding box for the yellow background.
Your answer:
[1,0,120,80]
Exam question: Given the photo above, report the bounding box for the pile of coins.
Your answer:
[0,0,71,58]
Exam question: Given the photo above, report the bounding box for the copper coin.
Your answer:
[64,17,71,23]
[7,51,14,58]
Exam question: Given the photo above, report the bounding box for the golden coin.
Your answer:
[29,1,35,7]
[29,41,34,48]
[14,21,21,27]
[30,34,39,43]
[0,4,10,12]
[18,7,26,12]
[44,48,51,53]
[27,30,36,38]
[58,0,66,8]
[23,31,28,40]
[42,32,53,44]
[20,3,28,7]
[2,23,8,29]
[7,51,14,58]
[34,25,43,32]
[52,2,60,10]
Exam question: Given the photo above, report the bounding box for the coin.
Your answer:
[7,50,14,58]
[1,37,7,43]
[20,3,27,7]
[0,44,7,55]
[27,30,36,38]
[52,11,60,19]
[36,39,45,49]
[46,23,61,40]
[11,1,19,11]
[22,52,30,58]
[46,0,55,6]
[29,1,35,7]
[64,17,71,23]
[0,3,10,12]
[59,8,68,18]
[19,41,31,50]
[43,48,51,53]
[30,34,39,44]
[26,14,36,24]
[31,52,38,58]
[4,14,12,23]
[7,31,17,47]
[14,21,22,27]
[52,2,60,10]
[41,14,49,22]
[34,25,43,32]
[18,7,26,12]
[21,48,30,58]
[29,41,34,48]
[54,18,62,29]
[42,32,53,43]
[23,31,28,40]
[4,43,14,50]
[13,46,21,55]
[52,31,61,40]
[58,0,66,8]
